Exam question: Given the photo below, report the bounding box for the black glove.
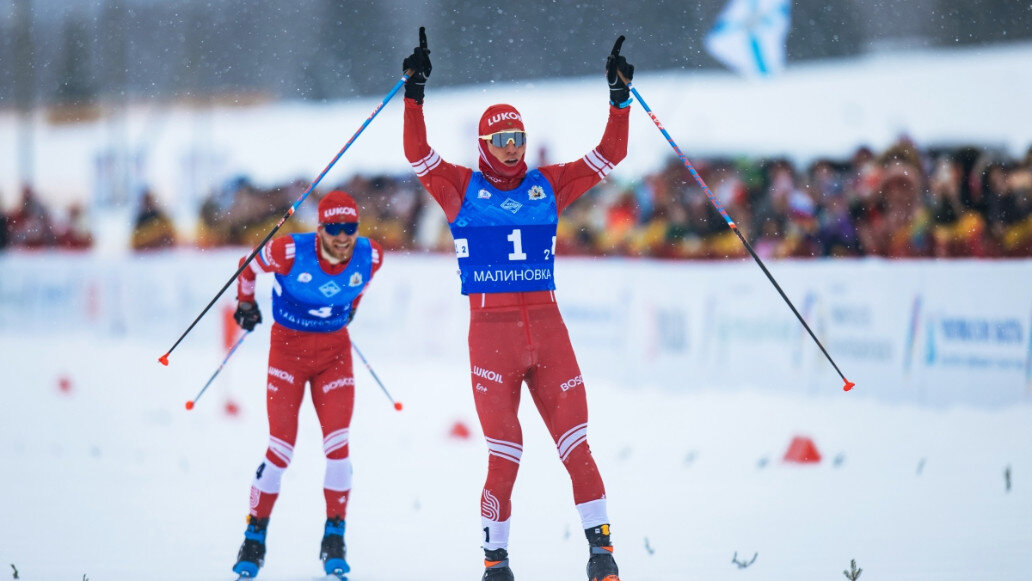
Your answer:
[606,35,634,108]
[402,27,432,104]
[234,301,262,332]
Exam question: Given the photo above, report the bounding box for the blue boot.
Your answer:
[320,517,350,579]
[232,516,269,578]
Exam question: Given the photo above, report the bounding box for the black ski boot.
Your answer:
[320,516,350,579]
[232,516,269,579]
[585,524,620,581]
[482,548,515,581]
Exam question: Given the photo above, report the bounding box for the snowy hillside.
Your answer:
[1,41,1030,210]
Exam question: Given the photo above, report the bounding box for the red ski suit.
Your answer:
[404,97,629,532]
[237,234,383,519]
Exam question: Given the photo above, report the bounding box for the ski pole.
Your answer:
[351,341,402,411]
[159,69,415,367]
[616,64,855,392]
[185,330,250,410]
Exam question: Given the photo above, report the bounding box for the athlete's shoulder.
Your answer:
[260,234,300,272]
[526,168,550,183]
[367,238,384,265]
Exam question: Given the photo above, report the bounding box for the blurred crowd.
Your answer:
[566,138,1032,260]
[3,138,1032,259]
[0,185,94,250]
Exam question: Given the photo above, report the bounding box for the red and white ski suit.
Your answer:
[403,96,628,549]
[236,234,383,520]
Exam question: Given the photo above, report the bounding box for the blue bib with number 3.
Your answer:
[272,233,372,332]
[449,170,559,295]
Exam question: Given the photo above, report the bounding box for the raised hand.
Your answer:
[606,35,635,107]
[402,27,432,103]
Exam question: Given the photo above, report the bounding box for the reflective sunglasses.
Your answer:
[322,222,358,236]
[480,131,527,148]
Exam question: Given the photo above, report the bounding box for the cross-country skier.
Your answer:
[230,190,384,580]
[401,28,633,581]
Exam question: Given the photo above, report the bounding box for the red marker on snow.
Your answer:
[185,400,195,411]
[394,402,403,411]
[449,421,471,440]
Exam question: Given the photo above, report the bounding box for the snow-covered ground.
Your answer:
[2,328,1029,580]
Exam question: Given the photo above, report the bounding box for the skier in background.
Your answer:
[401,28,633,581]
[230,190,383,580]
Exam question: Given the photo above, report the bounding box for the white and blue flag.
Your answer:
[705,0,791,77]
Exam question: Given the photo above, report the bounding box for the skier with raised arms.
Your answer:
[401,27,633,581]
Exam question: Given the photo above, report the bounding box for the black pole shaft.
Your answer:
[623,73,853,390]
[160,213,284,364]
[731,227,848,381]
[159,73,411,365]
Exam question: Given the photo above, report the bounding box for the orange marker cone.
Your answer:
[783,435,822,464]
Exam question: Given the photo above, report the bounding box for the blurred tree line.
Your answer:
[1,0,1030,108]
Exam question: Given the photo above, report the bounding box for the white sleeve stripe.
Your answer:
[589,149,614,171]
[411,149,442,177]
[583,150,614,179]
[253,240,294,274]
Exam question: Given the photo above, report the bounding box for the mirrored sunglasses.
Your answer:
[322,222,358,236]
[480,131,527,148]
